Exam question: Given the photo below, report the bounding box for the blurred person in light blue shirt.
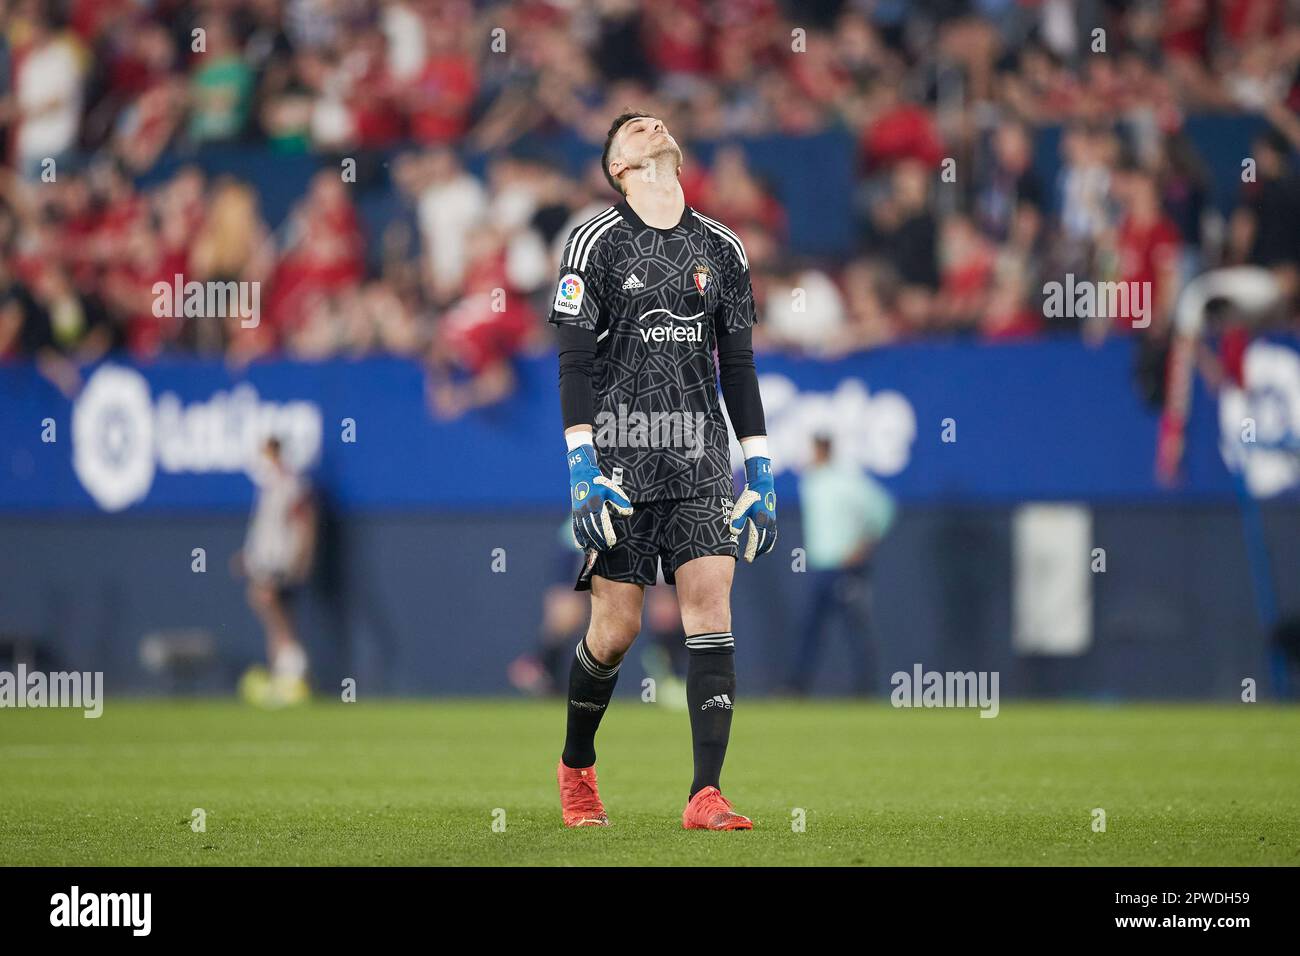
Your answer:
[786,433,895,695]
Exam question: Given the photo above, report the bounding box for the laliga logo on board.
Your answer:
[744,374,916,477]
[72,366,156,512]
[72,365,323,512]
[1218,341,1300,498]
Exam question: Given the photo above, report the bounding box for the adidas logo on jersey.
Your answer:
[701,694,733,710]
[622,272,644,290]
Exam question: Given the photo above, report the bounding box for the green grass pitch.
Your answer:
[1,699,1297,866]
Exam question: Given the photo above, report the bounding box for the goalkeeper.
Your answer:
[549,111,775,831]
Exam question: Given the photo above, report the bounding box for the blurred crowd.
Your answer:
[1,0,1299,413]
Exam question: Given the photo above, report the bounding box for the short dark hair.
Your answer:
[601,110,654,195]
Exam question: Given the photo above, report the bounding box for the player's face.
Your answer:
[616,116,682,178]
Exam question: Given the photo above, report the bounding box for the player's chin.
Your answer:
[650,142,683,167]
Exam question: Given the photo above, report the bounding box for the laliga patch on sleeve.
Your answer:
[553,273,585,316]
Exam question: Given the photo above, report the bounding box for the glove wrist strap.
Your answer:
[566,429,594,452]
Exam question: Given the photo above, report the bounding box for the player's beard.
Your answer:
[639,140,684,185]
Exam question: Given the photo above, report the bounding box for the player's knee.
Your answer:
[588,582,643,664]
[679,593,731,636]
[674,556,734,625]
[586,624,637,666]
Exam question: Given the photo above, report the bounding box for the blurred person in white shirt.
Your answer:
[7,9,84,179]
[234,436,317,705]
[394,148,487,303]
[759,262,850,356]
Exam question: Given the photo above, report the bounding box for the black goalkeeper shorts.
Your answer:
[575,496,738,591]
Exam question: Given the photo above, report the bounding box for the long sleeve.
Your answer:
[715,324,765,439]
[556,322,597,429]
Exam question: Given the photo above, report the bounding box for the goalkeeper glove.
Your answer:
[730,455,777,562]
[568,444,633,551]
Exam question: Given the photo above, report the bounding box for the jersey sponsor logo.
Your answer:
[621,272,644,290]
[692,262,712,294]
[554,273,585,316]
[637,308,705,344]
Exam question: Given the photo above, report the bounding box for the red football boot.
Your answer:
[682,786,753,830]
[557,762,609,827]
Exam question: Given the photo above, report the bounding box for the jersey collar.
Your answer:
[616,199,694,235]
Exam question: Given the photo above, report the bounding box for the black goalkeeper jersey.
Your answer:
[548,200,755,503]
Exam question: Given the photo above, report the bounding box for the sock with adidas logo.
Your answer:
[684,632,736,798]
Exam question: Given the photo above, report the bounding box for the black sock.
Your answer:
[561,638,620,769]
[685,632,736,798]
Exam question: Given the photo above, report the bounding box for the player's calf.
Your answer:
[561,637,621,771]
[558,639,618,828]
[684,631,736,797]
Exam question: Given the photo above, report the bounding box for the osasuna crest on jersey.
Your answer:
[692,262,712,294]
[548,201,754,503]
